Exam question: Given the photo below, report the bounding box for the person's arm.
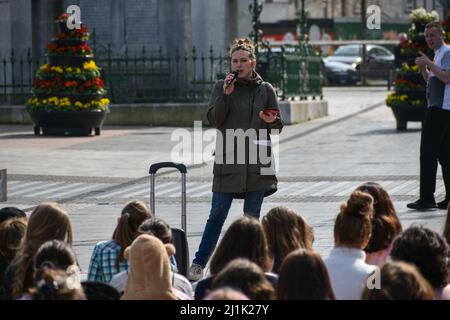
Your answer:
[428,50,450,84]
[420,65,429,82]
[87,244,103,282]
[416,51,450,83]
[206,81,230,128]
[427,63,450,83]
[263,82,284,133]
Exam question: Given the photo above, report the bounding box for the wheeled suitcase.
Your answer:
[149,162,189,277]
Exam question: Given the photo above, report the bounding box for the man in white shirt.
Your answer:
[408,21,450,210]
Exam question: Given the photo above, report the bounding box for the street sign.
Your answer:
[0,169,6,202]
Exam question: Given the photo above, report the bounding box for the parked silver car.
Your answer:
[324,44,395,80]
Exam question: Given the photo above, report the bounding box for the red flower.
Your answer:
[47,43,58,51]
[93,78,104,88]
[64,80,77,88]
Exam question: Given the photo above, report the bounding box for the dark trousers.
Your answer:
[193,191,265,268]
[420,107,450,201]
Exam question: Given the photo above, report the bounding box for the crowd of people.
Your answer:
[0,182,449,300]
[1,29,450,300]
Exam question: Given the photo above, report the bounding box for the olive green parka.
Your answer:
[206,72,283,198]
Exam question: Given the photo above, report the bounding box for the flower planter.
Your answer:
[52,38,85,47]
[56,21,84,34]
[47,54,94,67]
[388,104,427,131]
[28,110,108,136]
[396,90,426,100]
[35,92,107,103]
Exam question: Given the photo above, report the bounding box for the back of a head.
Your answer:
[362,261,434,300]
[138,216,173,244]
[112,200,153,266]
[391,225,449,288]
[262,207,314,265]
[0,217,27,259]
[122,234,176,300]
[9,203,73,299]
[209,216,270,275]
[334,191,373,249]
[26,203,73,250]
[355,182,402,252]
[81,281,120,300]
[204,287,250,300]
[30,266,85,300]
[277,249,335,300]
[0,207,26,225]
[212,258,275,300]
[34,240,77,272]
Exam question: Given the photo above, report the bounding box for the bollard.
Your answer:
[0,169,6,202]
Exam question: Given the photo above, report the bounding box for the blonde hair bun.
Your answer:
[229,38,256,58]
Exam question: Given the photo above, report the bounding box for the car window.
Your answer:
[368,48,382,56]
[333,46,360,56]
[369,47,391,56]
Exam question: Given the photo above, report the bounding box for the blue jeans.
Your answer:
[193,191,265,268]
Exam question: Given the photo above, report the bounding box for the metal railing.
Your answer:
[0,40,323,105]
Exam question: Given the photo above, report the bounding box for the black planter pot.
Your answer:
[52,38,86,47]
[28,110,108,136]
[47,54,94,67]
[388,104,427,131]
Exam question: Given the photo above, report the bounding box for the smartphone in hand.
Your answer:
[262,108,279,117]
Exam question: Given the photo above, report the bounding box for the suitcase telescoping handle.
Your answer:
[149,162,187,232]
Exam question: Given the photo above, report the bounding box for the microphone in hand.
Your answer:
[226,71,239,86]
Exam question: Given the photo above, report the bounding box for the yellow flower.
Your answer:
[39,64,48,71]
[66,67,73,73]
[83,61,97,71]
[100,98,110,105]
[76,68,81,74]
[51,66,64,74]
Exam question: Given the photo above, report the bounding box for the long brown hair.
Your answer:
[334,191,373,248]
[355,182,402,252]
[262,206,313,272]
[276,249,335,300]
[10,203,73,299]
[112,200,152,268]
[209,216,272,275]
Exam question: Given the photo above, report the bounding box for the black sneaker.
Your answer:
[437,199,450,210]
[406,199,437,210]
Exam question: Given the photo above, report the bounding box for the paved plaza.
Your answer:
[0,87,447,278]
